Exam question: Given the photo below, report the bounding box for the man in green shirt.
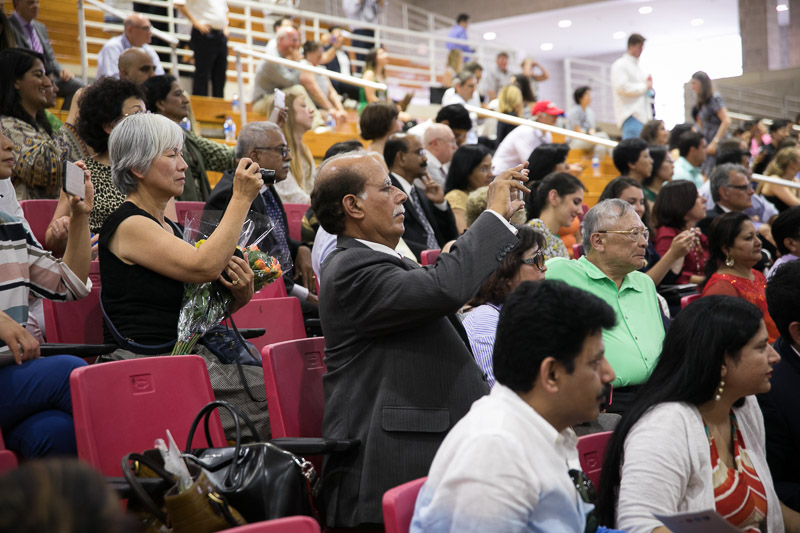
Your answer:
[545,198,665,413]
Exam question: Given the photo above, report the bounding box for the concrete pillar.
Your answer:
[739,0,771,73]
[790,0,800,67]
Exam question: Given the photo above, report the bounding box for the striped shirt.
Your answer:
[462,303,501,387]
[0,210,89,330]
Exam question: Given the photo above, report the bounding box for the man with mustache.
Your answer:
[204,121,317,306]
[545,199,665,414]
[311,151,527,528]
[385,133,459,260]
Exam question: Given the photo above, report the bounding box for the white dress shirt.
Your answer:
[610,53,652,127]
[173,0,228,30]
[96,34,165,79]
[492,125,552,175]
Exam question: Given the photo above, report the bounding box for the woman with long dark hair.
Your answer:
[525,172,584,261]
[702,212,780,342]
[445,144,493,233]
[653,180,708,285]
[0,48,82,199]
[691,71,731,174]
[597,296,800,532]
[358,46,389,112]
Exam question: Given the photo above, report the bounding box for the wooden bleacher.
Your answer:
[33,1,618,203]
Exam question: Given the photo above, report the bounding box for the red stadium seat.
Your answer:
[577,430,612,488]
[572,243,585,259]
[0,431,18,474]
[261,337,326,441]
[254,279,288,298]
[70,355,224,476]
[681,293,701,309]
[42,285,104,344]
[19,199,58,246]
[228,297,306,354]
[420,249,441,266]
[283,203,309,241]
[382,477,427,533]
[174,201,206,226]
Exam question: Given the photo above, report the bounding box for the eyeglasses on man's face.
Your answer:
[253,145,291,158]
[594,227,649,242]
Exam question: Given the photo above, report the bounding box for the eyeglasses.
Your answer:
[725,183,750,191]
[595,227,649,242]
[254,145,291,158]
[520,250,546,271]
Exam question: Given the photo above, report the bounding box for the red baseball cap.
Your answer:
[532,100,565,116]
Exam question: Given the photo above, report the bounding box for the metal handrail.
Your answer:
[728,112,800,132]
[77,0,509,94]
[751,173,800,190]
[233,45,388,126]
[465,105,619,148]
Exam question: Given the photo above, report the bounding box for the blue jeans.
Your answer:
[0,355,87,457]
[622,116,644,140]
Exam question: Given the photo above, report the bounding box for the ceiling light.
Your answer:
[638,6,653,14]
[690,18,704,26]
[558,19,572,28]
[483,32,496,40]
[776,4,788,11]
[612,31,626,39]
[540,42,554,51]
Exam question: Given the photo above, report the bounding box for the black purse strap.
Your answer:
[121,452,176,526]
[225,314,267,403]
[184,400,262,490]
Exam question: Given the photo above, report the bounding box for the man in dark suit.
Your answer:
[384,133,458,260]
[8,0,82,108]
[759,260,800,511]
[311,152,528,527]
[205,121,317,309]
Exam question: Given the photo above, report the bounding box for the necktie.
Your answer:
[260,189,290,259]
[24,22,43,54]
[408,186,439,250]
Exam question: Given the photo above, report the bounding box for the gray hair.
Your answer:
[235,121,282,160]
[709,163,749,203]
[109,113,184,195]
[276,25,298,40]
[582,198,637,251]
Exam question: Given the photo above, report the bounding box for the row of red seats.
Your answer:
[19,200,311,245]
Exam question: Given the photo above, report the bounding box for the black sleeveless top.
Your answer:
[764,194,792,214]
[99,202,186,345]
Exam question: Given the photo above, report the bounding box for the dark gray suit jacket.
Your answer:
[318,211,518,526]
[7,15,62,75]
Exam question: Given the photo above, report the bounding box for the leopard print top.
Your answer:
[86,158,124,234]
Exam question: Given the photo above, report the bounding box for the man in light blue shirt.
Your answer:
[96,14,165,80]
[672,130,706,189]
[446,13,474,55]
[412,280,617,533]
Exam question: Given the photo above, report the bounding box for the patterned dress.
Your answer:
[701,270,779,343]
[705,412,768,533]
[527,218,569,261]
[84,158,124,234]
[0,116,84,200]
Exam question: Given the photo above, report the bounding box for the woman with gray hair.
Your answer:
[97,113,269,437]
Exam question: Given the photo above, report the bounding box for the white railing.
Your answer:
[718,84,800,122]
[563,57,615,126]
[465,105,618,148]
[751,173,800,190]
[77,0,508,101]
[728,111,800,133]
[232,45,387,125]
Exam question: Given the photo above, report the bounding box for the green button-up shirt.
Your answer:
[672,156,704,189]
[545,256,665,387]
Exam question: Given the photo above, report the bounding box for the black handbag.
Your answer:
[183,401,320,524]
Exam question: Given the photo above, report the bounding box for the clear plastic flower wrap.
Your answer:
[172,210,291,355]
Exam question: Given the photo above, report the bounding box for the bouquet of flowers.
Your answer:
[171,210,290,356]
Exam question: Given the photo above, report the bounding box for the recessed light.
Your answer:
[613,31,626,39]
[776,4,788,11]
[540,42,554,51]
[690,18,704,26]
[558,19,572,28]
[638,6,653,14]
[483,32,496,40]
